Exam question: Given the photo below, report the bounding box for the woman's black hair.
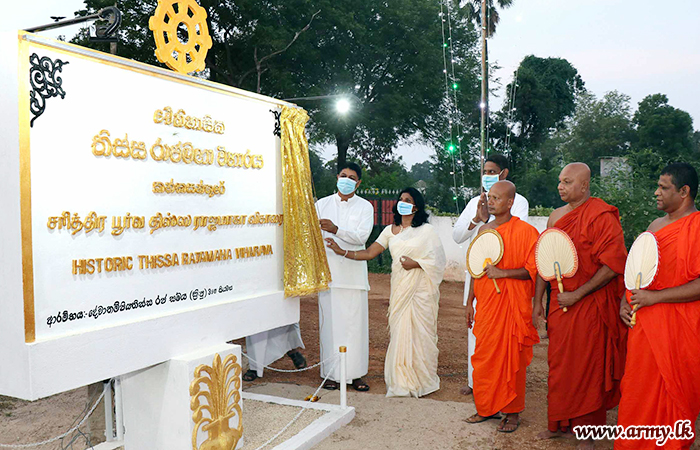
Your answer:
[393,187,430,227]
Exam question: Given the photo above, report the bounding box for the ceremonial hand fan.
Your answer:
[536,228,579,312]
[467,229,505,294]
[624,231,659,326]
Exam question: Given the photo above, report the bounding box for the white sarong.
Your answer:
[318,288,369,383]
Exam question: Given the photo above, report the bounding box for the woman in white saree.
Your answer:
[326,188,446,398]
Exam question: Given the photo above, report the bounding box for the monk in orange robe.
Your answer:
[464,181,540,433]
[617,163,700,449]
[534,163,628,450]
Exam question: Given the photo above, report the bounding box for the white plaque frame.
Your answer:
[0,32,299,400]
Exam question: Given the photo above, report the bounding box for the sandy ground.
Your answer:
[1,273,698,449]
[237,273,700,450]
[240,398,325,450]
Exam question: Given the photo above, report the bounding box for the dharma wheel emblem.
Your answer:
[190,353,243,450]
[148,0,213,74]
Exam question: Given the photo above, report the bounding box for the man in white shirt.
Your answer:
[452,154,529,395]
[316,162,375,391]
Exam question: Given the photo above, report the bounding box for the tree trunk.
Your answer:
[336,133,350,171]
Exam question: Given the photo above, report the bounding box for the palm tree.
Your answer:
[464,0,514,37]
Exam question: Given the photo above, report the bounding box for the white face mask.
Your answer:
[482,169,504,192]
[397,201,415,216]
[337,177,357,195]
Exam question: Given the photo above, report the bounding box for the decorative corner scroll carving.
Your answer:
[270,109,281,138]
[29,53,69,127]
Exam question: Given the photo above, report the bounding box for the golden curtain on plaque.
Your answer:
[280,106,331,297]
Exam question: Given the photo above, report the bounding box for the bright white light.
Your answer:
[336,98,351,114]
[479,102,486,109]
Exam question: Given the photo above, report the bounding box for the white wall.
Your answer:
[432,215,548,283]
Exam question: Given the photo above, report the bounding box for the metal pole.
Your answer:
[339,346,347,409]
[103,380,114,442]
[114,377,125,441]
[479,0,488,191]
[25,13,100,33]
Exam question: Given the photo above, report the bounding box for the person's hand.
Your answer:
[466,302,475,329]
[484,264,505,279]
[620,298,634,328]
[629,289,661,311]
[557,290,582,308]
[532,302,546,329]
[324,238,344,255]
[475,192,489,223]
[319,219,338,234]
[400,256,418,270]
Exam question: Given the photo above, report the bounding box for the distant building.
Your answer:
[600,156,631,178]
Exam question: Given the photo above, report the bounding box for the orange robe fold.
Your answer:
[547,198,628,432]
[472,216,540,417]
[616,212,700,450]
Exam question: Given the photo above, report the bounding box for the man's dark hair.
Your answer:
[485,154,510,172]
[338,162,363,180]
[660,162,698,200]
[393,187,430,227]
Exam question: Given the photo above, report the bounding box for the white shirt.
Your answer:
[453,192,529,244]
[316,193,375,290]
[453,192,529,305]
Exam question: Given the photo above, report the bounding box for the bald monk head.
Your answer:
[487,180,516,218]
[558,163,591,206]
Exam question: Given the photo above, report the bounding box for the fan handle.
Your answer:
[554,262,568,312]
[631,272,641,326]
[483,258,502,294]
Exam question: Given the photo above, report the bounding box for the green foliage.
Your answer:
[308,147,337,199]
[529,206,554,217]
[72,0,481,168]
[366,226,392,273]
[591,161,663,248]
[504,55,586,152]
[463,0,514,37]
[363,159,415,193]
[559,91,635,175]
[633,94,694,162]
[495,55,585,206]
[410,161,434,183]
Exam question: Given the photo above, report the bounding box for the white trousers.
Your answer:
[245,323,304,377]
[318,288,369,383]
[463,288,477,389]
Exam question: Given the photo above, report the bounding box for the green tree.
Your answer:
[308,147,337,199]
[362,159,414,192]
[409,161,434,184]
[559,90,635,176]
[632,94,695,166]
[592,156,663,248]
[492,55,585,207]
[72,0,480,169]
[464,0,514,37]
[504,56,585,153]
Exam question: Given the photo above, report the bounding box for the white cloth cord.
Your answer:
[242,352,338,373]
[0,390,106,448]
[253,356,340,450]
